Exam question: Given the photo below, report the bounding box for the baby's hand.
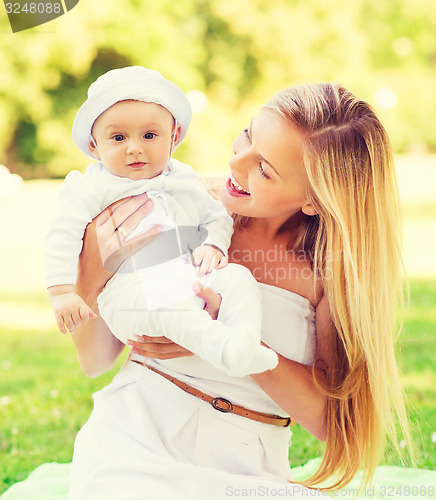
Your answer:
[190,244,228,277]
[49,291,97,335]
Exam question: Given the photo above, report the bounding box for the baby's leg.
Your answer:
[98,256,206,344]
[98,263,277,376]
[146,264,277,376]
[203,264,279,375]
[146,298,277,377]
[97,272,160,345]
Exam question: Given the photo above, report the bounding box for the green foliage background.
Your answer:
[0,0,435,179]
[1,2,435,491]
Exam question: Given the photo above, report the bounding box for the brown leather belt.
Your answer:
[131,359,293,427]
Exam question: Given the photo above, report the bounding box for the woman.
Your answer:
[68,83,409,499]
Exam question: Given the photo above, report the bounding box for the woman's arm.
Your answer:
[71,194,160,378]
[127,284,331,441]
[251,357,327,441]
[72,279,124,379]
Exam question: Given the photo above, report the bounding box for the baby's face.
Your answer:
[89,100,178,180]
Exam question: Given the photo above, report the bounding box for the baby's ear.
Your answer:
[88,137,100,159]
[172,123,182,147]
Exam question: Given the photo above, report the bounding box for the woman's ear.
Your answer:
[302,202,318,216]
[88,137,100,160]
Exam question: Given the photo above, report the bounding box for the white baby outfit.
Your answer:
[44,159,278,376]
[69,283,317,500]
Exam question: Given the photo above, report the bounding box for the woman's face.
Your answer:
[220,109,314,221]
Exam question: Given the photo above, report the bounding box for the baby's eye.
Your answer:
[144,133,156,140]
[113,134,125,142]
[243,128,251,142]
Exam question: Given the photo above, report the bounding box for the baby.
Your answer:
[44,66,278,377]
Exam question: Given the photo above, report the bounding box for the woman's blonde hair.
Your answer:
[261,83,409,490]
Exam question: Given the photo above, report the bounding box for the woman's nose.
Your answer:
[230,136,250,174]
[229,154,251,182]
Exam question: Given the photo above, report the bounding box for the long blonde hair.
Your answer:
[262,84,410,490]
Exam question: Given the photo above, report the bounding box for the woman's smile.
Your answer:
[226,175,251,197]
[220,109,311,222]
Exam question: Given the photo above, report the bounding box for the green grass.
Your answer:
[1,280,435,494]
[0,316,126,494]
[289,279,436,469]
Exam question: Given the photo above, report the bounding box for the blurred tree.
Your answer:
[0,0,435,178]
[358,0,436,152]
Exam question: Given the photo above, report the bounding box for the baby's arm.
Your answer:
[190,244,228,276]
[169,162,233,267]
[48,284,96,335]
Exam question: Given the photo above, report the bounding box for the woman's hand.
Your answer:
[72,194,163,377]
[127,335,194,359]
[127,284,223,360]
[77,193,161,296]
[95,193,163,274]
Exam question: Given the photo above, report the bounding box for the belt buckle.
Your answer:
[212,397,233,413]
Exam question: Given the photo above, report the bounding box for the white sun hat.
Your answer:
[72,66,192,158]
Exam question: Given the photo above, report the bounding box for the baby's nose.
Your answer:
[127,139,144,154]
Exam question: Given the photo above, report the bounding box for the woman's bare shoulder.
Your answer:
[200,175,227,201]
[273,250,324,308]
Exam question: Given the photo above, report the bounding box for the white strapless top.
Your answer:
[259,283,316,366]
[146,282,316,417]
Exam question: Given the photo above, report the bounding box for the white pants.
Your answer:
[69,361,305,500]
[97,261,278,377]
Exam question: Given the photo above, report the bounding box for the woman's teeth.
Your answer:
[230,177,250,195]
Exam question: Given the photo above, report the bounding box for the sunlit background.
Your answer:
[0,0,435,492]
[1,0,435,295]
[1,0,436,177]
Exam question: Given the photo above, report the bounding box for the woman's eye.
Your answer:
[144,133,156,140]
[244,128,270,179]
[259,163,271,180]
[113,134,125,142]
